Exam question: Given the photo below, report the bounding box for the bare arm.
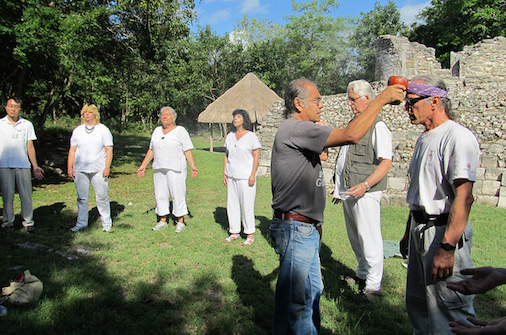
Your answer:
[184,149,198,177]
[248,148,260,186]
[67,145,77,179]
[136,149,154,178]
[223,149,229,186]
[325,85,405,148]
[345,158,392,198]
[27,140,44,180]
[103,146,113,178]
[432,179,474,280]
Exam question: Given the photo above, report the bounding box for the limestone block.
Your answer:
[502,171,506,185]
[498,195,506,208]
[481,156,498,169]
[388,177,406,191]
[481,180,501,196]
[476,167,486,180]
[257,166,268,177]
[484,168,503,181]
[475,195,498,207]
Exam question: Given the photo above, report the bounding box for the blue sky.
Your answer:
[191,0,431,35]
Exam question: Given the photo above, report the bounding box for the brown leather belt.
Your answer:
[274,210,316,224]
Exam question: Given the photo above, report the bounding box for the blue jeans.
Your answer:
[270,217,323,335]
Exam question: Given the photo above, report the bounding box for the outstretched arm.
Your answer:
[325,85,405,148]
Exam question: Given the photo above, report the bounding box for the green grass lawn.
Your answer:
[1,133,505,334]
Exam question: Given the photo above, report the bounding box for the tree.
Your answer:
[351,0,406,82]
[409,0,506,67]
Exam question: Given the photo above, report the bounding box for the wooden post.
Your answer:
[209,123,214,152]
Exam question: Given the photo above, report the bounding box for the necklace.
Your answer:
[85,125,95,134]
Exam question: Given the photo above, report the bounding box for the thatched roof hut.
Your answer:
[198,72,282,151]
[198,72,282,124]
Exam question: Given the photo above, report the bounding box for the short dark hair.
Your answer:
[6,97,22,106]
[283,79,315,119]
[232,109,252,131]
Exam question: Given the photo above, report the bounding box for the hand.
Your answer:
[345,183,367,198]
[248,174,256,187]
[432,247,455,280]
[379,84,406,105]
[102,166,110,178]
[450,316,506,335]
[331,198,341,205]
[190,165,198,177]
[33,166,44,180]
[223,174,228,186]
[136,166,145,178]
[68,167,75,179]
[447,267,506,295]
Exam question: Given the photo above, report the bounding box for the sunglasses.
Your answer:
[404,96,429,108]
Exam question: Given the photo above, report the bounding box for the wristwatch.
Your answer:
[440,242,456,251]
[364,181,371,191]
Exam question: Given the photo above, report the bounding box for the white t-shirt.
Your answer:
[224,131,261,179]
[149,126,194,172]
[70,123,114,173]
[0,116,37,168]
[406,120,480,215]
[333,121,392,200]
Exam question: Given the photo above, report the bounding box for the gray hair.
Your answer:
[411,74,455,120]
[283,78,316,119]
[159,106,177,123]
[347,80,375,99]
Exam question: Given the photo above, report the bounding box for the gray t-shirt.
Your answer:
[271,118,333,223]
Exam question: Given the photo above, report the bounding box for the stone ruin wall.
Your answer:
[257,35,506,208]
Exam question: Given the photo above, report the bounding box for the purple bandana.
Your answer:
[407,82,448,98]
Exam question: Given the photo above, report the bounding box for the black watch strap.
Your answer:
[441,242,456,251]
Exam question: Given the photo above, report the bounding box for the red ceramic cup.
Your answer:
[388,76,409,89]
[388,76,409,104]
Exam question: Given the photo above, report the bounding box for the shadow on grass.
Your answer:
[232,255,276,334]
[198,146,226,153]
[0,203,267,334]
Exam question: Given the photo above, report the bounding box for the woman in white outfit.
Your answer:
[223,109,261,245]
[68,104,113,232]
[137,106,198,233]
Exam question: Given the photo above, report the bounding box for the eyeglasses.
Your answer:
[348,96,363,103]
[6,105,21,110]
[404,96,429,108]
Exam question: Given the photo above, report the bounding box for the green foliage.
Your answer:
[408,0,506,66]
[351,0,407,82]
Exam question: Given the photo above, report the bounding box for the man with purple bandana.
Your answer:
[399,74,480,334]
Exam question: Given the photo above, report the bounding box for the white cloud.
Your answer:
[399,1,430,25]
[207,8,232,24]
[240,0,269,15]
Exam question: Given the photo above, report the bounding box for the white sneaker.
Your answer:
[175,222,185,233]
[70,225,86,232]
[152,221,168,231]
[102,225,112,232]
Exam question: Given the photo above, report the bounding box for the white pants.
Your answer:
[153,169,188,218]
[74,171,112,229]
[342,191,384,291]
[0,168,34,227]
[227,177,256,235]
